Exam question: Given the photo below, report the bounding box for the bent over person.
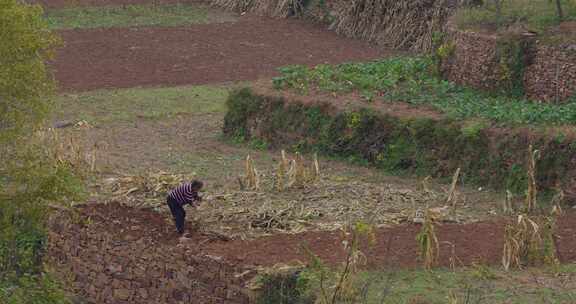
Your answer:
[166,180,203,235]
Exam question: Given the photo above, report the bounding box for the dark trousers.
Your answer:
[167,196,185,234]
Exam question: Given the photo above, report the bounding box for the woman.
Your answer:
[166,180,203,236]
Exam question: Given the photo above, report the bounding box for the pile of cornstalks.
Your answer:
[102,158,486,239]
[210,0,303,17]
[330,0,456,52]
[210,0,462,51]
[195,178,458,239]
[104,171,187,207]
[37,129,98,177]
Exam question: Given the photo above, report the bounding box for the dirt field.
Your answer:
[52,15,388,91]
[77,202,576,269]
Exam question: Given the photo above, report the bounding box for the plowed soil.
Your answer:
[52,16,389,92]
[79,202,576,270]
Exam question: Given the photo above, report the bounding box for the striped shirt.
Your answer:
[168,183,199,206]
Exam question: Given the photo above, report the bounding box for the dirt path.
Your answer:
[52,15,390,92]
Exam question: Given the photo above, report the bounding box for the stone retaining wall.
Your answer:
[524,44,576,102]
[442,27,576,103]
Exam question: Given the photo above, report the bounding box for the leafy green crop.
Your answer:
[273,57,576,126]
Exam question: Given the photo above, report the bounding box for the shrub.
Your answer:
[0,1,85,302]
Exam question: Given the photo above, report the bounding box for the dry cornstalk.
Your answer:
[442,241,461,272]
[502,214,557,271]
[421,176,432,193]
[274,150,289,191]
[502,223,521,271]
[446,167,461,211]
[310,153,321,183]
[244,154,260,191]
[294,152,306,187]
[550,188,565,217]
[526,145,540,213]
[503,190,514,215]
[286,152,319,188]
[416,209,439,270]
[551,204,564,217]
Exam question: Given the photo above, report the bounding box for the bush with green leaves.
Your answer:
[0,273,71,304]
[1,0,84,302]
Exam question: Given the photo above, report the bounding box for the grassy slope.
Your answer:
[261,264,576,303]
[55,85,230,124]
[44,4,233,29]
[359,265,576,303]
